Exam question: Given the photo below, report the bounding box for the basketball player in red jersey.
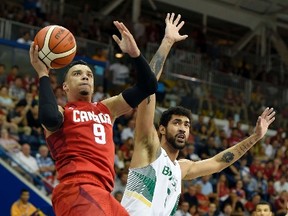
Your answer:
[29,21,158,216]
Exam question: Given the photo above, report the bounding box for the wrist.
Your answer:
[162,36,175,46]
[129,49,141,58]
[251,133,261,143]
[38,73,49,78]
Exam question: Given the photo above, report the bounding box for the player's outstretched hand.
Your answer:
[29,42,49,77]
[254,107,275,139]
[164,13,188,44]
[112,21,140,58]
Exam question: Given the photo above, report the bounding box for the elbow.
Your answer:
[39,112,63,131]
[145,76,158,95]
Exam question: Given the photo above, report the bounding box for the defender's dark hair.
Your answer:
[159,106,192,127]
[63,60,92,81]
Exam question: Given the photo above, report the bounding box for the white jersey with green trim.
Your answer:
[121,148,182,216]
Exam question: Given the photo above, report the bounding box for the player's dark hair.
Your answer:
[63,60,92,81]
[159,106,192,127]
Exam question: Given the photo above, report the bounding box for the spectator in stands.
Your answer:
[0,63,6,85]
[195,184,210,215]
[36,145,55,194]
[175,201,191,216]
[92,85,105,102]
[203,202,218,216]
[196,84,213,116]
[245,193,261,214]
[10,189,45,216]
[29,83,39,100]
[188,204,200,216]
[239,158,250,184]
[223,118,235,138]
[6,65,19,85]
[196,175,218,203]
[108,59,130,92]
[0,85,15,113]
[274,175,288,196]
[223,88,237,119]
[8,76,26,101]
[196,175,214,196]
[26,103,44,143]
[0,128,21,154]
[114,148,125,173]
[232,180,246,204]
[227,127,242,147]
[183,185,199,207]
[17,31,32,45]
[219,203,233,216]
[261,136,274,159]
[0,112,18,137]
[254,201,273,216]
[207,117,220,138]
[14,143,39,175]
[121,118,135,142]
[248,170,268,200]
[112,171,128,196]
[186,144,201,161]
[249,158,264,176]
[36,145,55,179]
[272,158,284,181]
[119,137,134,161]
[217,174,230,202]
[274,191,288,216]
[200,136,218,159]
[222,190,245,215]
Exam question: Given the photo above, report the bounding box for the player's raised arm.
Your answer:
[180,107,275,180]
[131,13,188,168]
[30,43,63,132]
[101,21,158,119]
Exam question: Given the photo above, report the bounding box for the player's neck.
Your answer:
[67,95,91,102]
[161,141,179,162]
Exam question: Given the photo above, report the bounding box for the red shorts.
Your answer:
[52,174,129,216]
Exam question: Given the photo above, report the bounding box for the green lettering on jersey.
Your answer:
[162,166,172,176]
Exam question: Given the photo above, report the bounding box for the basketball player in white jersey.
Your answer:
[121,13,276,216]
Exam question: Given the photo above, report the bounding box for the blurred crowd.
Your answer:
[1,0,288,216]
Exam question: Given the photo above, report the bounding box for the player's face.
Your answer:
[255,205,272,216]
[165,115,190,150]
[64,64,94,98]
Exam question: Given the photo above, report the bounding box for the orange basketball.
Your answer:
[34,25,77,69]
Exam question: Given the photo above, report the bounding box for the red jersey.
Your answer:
[46,101,115,191]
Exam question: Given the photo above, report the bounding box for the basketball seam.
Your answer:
[50,30,72,54]
[41,28,71,59]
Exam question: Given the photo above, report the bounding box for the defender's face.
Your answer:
[63,64,94,98]
[164,115,190,150]
[255,205,272,216]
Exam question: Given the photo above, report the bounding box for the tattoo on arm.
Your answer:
[220,152,235,163]
[150,53,165,77]
[147,53,166,104]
